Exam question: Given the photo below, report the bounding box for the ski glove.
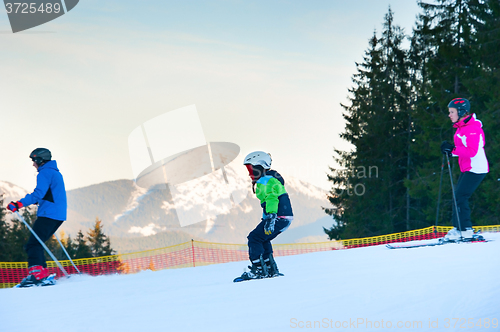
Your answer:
[264,213,277,235]
[7,201,23,212]
[440,141,454,156]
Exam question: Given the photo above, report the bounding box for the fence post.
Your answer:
[191,239,196,267]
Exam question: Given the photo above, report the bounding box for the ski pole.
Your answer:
[445,154,463,239]
[15,211,69,277]
[434,155,445,234]
[54,233,81,274]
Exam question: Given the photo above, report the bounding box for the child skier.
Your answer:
[440,98,489,241]
[7,148,67,287]
[236,151,293,281]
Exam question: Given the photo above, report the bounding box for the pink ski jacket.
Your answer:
[452,113,489,174]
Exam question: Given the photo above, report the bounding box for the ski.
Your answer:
[386,240,444,249]
[234,254,284,282]
[15,273,57,288]
[233,273,284,283]
[386,235,488,249]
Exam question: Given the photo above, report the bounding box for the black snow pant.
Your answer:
[247,217,292,263]
[452,171,486,231]
[24,217,63,268]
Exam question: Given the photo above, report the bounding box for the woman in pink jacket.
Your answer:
[440,98,489,241]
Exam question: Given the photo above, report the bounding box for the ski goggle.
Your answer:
[245,164,255,180]
[245,164,265,181]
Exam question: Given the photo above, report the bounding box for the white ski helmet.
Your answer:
[243,151,272,169]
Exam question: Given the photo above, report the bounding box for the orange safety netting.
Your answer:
[1,225,499,288]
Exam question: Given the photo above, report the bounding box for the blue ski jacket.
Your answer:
[20,160,67,221]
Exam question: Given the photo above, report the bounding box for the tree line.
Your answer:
[0,199,115,262]
[325,0,500,240]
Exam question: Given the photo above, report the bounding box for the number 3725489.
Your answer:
[5,2,62,14]
[444,318,498,329]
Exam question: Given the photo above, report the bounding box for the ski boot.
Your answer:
[264,253,284,278]
[236,263,266,281]
[443,228,470,242]
[16,265,55,288]
[471,228,485,241]
[442,227,484,243]
[233,255,269,282]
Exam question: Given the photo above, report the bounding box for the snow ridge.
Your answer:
[114,184,149,222]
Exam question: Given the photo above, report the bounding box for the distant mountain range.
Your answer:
[1,176,335,253]
[0,181,29,207]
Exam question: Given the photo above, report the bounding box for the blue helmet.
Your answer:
[448,98,471,118]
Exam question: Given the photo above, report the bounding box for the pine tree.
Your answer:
[325,8,413,239]
[5,208,37,262]
[0,208,116,262]
[64,234,77,259]
[87,218,115,257]
[324,31,382,239]
[408,0,499,226]
[464,0,500,225]
[0,198,10,261]
[73,230,92,259]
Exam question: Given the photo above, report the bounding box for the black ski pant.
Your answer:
[247,217,292,263]
[24,217,63,268]
[452,171,486,231]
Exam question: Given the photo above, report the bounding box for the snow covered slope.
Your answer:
[2,233,499,332]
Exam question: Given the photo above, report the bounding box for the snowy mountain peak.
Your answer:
[114,184,149,222]
[1,175,331,244]
[285,176,328,201]
[0,181,28,204]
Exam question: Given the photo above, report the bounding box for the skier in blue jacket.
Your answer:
[7,148,67,287]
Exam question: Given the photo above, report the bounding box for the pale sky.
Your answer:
[0,0,421,192]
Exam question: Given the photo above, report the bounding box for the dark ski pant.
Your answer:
[24,217,63,268]
[452,171,486,231]
[247,217,292,263]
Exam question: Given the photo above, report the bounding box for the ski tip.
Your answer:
[386,237,489,249]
